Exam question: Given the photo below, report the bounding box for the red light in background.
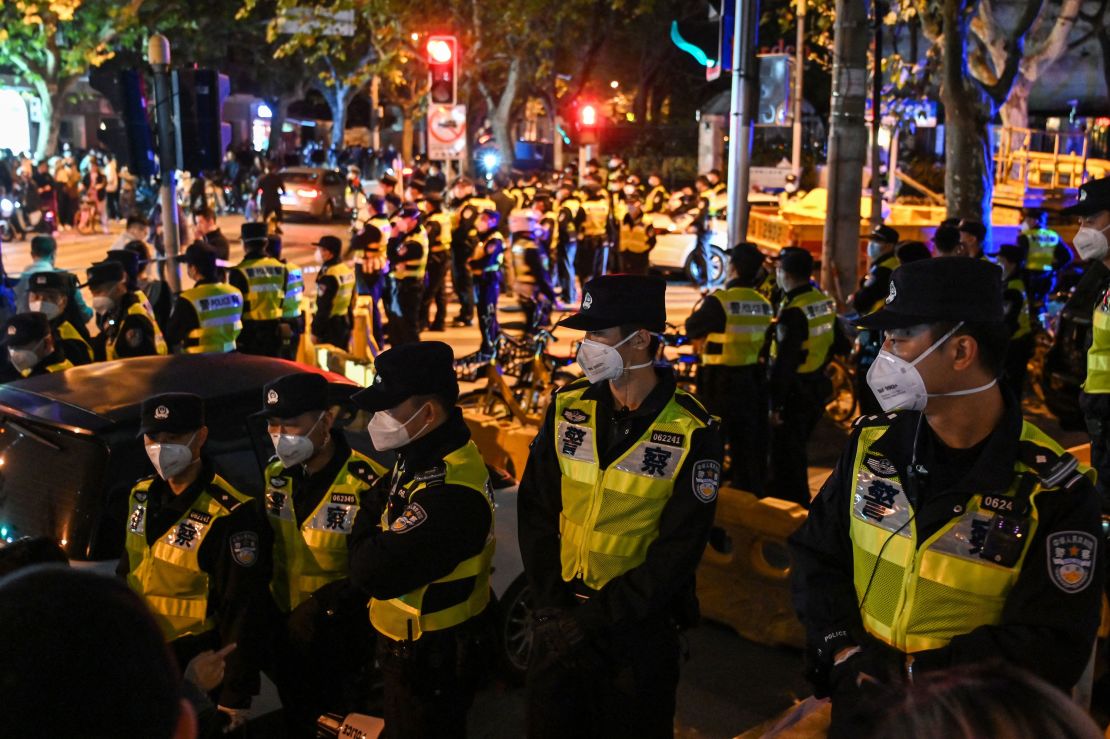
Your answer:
[426,39,453,64]
[580,104,597,126]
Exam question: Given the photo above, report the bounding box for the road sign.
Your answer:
[427,104,467,161]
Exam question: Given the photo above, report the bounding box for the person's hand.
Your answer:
[217,705,251,733]
[184,643,236,692]
[532,608,586,670]
[770,410,784,428]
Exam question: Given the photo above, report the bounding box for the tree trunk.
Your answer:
[401,113,414,163]
[321,85,352,155]
[268,96,289,155]
[485,58,521,174]
[32,79,54,161]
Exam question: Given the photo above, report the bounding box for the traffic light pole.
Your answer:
[148,34,182,293]
[726,0,759,248]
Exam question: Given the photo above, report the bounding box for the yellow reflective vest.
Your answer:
[865,253,901,314]
[619,221,652,254]
[369,441,494,641]
[553,379,711,590]
[850,418,1092,652]
[1023,227,1061,272]
[391,227,429,281]
[282,264,304,320]
[581,198,610,237]
[124,475,251,641]
[1087,287,1110,393]
[426,212,453,253]
[701,287,773,367]
[774,286,836,374]
[179,282,243,353]
[266,451,387,613]
[1006,277,1032,340]
[106,292,168,360]
[233,256,286,321]
[57,320,92,364]
[321,262,355,317]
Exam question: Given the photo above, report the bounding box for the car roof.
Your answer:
[0,354,355,434]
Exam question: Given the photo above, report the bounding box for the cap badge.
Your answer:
[1080,189,1088,202]
[583,293,593,310]
[886,282,897,304]
[154,405,170,420]
[267,389,279,405]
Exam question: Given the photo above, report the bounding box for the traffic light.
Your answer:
[426,35,458,105]
[88,66,157,177]
[577,103,599,145]
[174,69,231,174]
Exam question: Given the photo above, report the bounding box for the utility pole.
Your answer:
[791,0,806,182]
[148,34,181,293]
[821,0,870,302]
[726,0,760,248]
[869,1,885,229]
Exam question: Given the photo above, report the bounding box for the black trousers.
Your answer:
[388,278,423,346]
[279,315,305,360]
[474,274,500,355]
[770,373,831,508]
[316,314,352,350]
[691,231,712,288]
[236,320,283,357]
[421,251,451,329]
[556,239,578,303]
[1081,392,1110,510]
[526,615,680,739]
[575,236,603,285]
[1001,333,1035,403]
[698,364,768,494]
[619,251,651,276]
[451,244,475,321]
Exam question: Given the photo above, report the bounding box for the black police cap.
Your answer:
[313,236,342,255]
[1,312,50,347]
[139,392,205,437]
[241,221,268,245]
[869,224,900,244]
[1062,176,1110,217]
[895,241,931,264]
[351,341,459,413]
[261,372,330,418]
[27,271,67,294]
[778,247,814,278]
[957,220,986,242]
[105,249,139,280]
[84,260,125,289]
[183,242,218,274]
[997,244,1025,265]
[729,242,765,276]
[557,274,667,333]
[856,257,1003,330]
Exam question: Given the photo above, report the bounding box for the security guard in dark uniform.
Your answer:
[469,209,505,357]
[510,199,558,331]
[350,196,391,348]
[118,393,272,733]
[260,373,388,736]
[554,183,584,305]
[229,222,287,357]
[265,235,306,361]
[385,206,428,346]
[768,248,836,507]
[578,184,612,284]
[0,312,74,380]
[86,260,168,361]
[851,224,901,415]
[998,243,1034,401]
[25,270,93,366]
[312,235,356,350]
[518,275,723,739]
[347,342,494,738]
[450,181,497,327]
[685,244,773,493]
[643,173,668,214]
[419,194,453,332]
[1019,208,1070,308]
[165,242,243,354]
[790,258,1102,738]
[616,195,656,276]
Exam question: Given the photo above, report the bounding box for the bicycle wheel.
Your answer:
[825,358,856,427]
[458,388,514,419]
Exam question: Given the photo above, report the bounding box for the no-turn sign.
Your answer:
[428,104,467,161]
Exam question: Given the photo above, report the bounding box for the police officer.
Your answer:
[469,209,505,357]
[554,182,584,305]
[616,194,656,276]
[789,257,1102,738]
[510,199,558,331]
[260,372,388,736]
[851,224,901,415]
[768,248,835,507]
[998,243,1034,401]
[1071,177,1110,507]
[419,193,453,332]
[119,393,272,733]
[25,270,93,365]
[689,176,713,292]
[449,179,494,327]
[1020,208,1070,307]
[347,341,494,738]
[642,173,668,214]
[229,222,286,357]
[265,235,306,361]
[518,274,723,739]
[578,183,612,283]
[385,206,428,346]
[0,312,73,379]
[685,244,773,493]
[86,260,168,361]
[350,195,391,348]
[312,235,355,350]
[165,242,244,354]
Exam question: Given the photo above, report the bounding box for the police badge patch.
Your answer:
[269,476,288,489]
[863,455,898,478]
[230,531,259,567]
[390,503,428,533]
[692,460,721,503]
[1047,531,1097,593]
[886,282,897,304]
[562,408,589,425]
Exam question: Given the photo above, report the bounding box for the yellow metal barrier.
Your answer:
[314,344,376,387]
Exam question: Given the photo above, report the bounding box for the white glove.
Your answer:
[184,642,236,692]
[217,704,251,733]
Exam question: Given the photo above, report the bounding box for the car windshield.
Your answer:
[281,171,319,185]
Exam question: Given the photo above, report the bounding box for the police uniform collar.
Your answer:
[783,283,814,300]
[726,276,759,290]
[583,366,676,418]
[396,408,471,471]
[148,459,218,514]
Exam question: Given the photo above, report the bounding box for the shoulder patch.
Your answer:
[229,531,259,567]
[863,454,898,478]
[693,460,721,503]
[390,503,428,533]
[674,391,712,425]
[1047,531,1097,593]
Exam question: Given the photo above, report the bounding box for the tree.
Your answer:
[0,0,145,159]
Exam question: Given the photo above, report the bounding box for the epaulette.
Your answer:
[851,412,901,430]
[674,390,712,425]
[1018,439,1086,491]
[556,376,592,395]
[211,488,245,513]
[348,456,385,486]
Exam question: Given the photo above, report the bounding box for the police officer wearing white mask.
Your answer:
[518,274,723,738]
[790,258,1103,738]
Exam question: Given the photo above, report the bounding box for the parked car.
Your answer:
[278,167,349,221]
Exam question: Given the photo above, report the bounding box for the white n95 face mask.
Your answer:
[576,332,654,384]
[865,322,997,413]
[92,296,116,314]
[8,341,42,373]
[367,403,431,451]
[29,300,61,320]
[270,412,325,468]
[1073,225,1110,262]
[145,434,196,480]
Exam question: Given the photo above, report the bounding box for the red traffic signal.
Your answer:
[426,35,458,105]
[576,102,599,145]
[580,104,597,127]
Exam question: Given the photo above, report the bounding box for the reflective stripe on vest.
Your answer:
[392,228,429,280]
[774,287,836,373]
[235,257,286,321]
[644,186,667,212]
[57,320,92,360]
[1023,227,1060,272]
[266,451,387,613]
[849,421,1088,652]
[181,283,243,353]
[369,442,494,641]
[428,212,453,252]
[1087,288,1110,393]
[322,262,355,317]
[702,287,773,367]
[283,265,305,319]
[581,199,610,237]
[619,224,650,254]
[124,475,250,641]
[1006,277,1032,340]
[107,294,168,360]
[553,381,709,589]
